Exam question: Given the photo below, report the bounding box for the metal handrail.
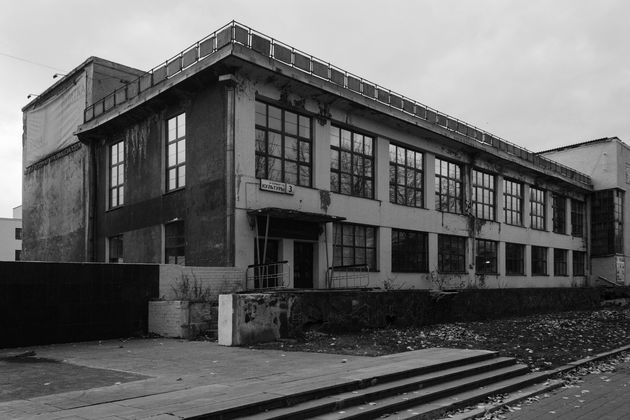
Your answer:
[83,21,592,187]
[245,260,290,290]
[326,264,370,289]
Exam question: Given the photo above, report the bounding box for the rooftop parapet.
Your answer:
[83,21,592,188]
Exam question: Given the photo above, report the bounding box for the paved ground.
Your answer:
[498,360,630,420]
[0,339,491,419]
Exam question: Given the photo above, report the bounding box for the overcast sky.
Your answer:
[1,0,629,217]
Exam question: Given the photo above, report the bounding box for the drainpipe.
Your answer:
[220,74,237,266]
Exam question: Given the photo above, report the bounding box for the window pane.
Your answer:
[285,161,297,184]
[299,115,310,138]
[285,136,297,161]
[284,111,297,135]
[268,106,281,130]
[255,101,267,127]
[299,141,310,163]
[268,132,282,157]
[341,129,352,150]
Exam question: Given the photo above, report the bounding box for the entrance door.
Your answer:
[294,242,314,288]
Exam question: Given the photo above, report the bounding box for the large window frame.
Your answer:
[505,243,525,275]
[165,220,185,265]
[166,113,186,192]
[330,126,374,199]
[472,169,495,220]
[109,140,125,208]
[503,179,523,226]
[438,234,466,273]
[530,187,546,230]
[553,248,568,276]
[389,143,423,208]
[391,229,428,273]
[255,101,312,187]
[435,158,463,214]
[475,239,498,274]
[333,223,377,270]
[531,246,548,275]
[592,189,624,256]
[573,251,586,276]
[571,199,585,237]
[552,193,566,234]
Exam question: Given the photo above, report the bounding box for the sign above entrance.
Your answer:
[259,179,295,195]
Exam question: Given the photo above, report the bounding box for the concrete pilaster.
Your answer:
[425,152,435,211]
[523,184,531,229]
[428,232,438,273]
[496,175,505,223]
[376,136,390,202]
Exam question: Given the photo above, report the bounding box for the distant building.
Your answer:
[22,22,629,288]
[0,205,22,261]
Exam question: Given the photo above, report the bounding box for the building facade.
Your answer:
[52,22,602,289]
[0,206,22,261]
[22,57,143,262]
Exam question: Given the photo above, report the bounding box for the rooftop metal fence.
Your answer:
[84,21,592,187]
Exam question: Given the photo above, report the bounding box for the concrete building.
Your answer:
[26,21,626,289]
[541,137,630,285]
[0,206,22,261]
[22,57,143,262]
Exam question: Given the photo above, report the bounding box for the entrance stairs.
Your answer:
[195,348,554,419]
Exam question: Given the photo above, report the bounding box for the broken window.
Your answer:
[389,143,423,208]
[475,239,497,274]
[330,126,374,199]
[255,101,312,187]
[435,158,463,214]
[165,221,185,265]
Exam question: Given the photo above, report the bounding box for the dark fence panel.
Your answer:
[0,262,159,348]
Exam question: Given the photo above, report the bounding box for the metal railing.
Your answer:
[84,21,592,187]
[326,264,370,289]
[245,261,290,290]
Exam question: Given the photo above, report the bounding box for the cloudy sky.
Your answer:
[1,0,629,217]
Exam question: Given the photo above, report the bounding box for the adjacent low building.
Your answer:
[23,21,629,289]
[0,206,22,261]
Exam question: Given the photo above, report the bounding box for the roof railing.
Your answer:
[83,21,592,187]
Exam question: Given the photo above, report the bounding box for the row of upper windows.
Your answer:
[335,223,586,276]
[109,114,186,209]
[254,100,586,236]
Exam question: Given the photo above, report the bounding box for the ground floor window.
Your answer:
[505,243,524,275]
[108,235,123,263]
[573,251,586,276]
[475,239,497,274]
[531,246,548,275]
[554,249,568,276]
[391,229,428,272]
[438,235,466,273]
[165,221,185,265]
[333,223,377,270]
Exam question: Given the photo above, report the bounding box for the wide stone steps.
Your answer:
[201,349,551,420]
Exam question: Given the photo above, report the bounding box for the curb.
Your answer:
[441,344,630,420]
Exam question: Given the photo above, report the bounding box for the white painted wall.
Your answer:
[0,217,21,261]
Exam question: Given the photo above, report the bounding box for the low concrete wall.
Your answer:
[219,287,630,346]
[148,300,213,339]
[158,265,244,300]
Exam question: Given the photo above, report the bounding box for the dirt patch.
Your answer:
[251,307,630,370]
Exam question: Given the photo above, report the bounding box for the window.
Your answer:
[330,126,374,198]
[592,189,624,256]
[165,221,185,265]
[109,140,125,208]
[333,223,377,269]
[504,179,523,225]
[554,249,568,276]
[167,113,186,191]
[391,229,428,272]
[552,194,566,234]
[438,234,466,273]
[435,158,463,213]
[531,246,548,275]
[108,235,123,263]
[15,227,22,240]
[573,251,586,276]
[571,199,585,237]
[506,243,524,275]
[389,144,423,207]
[472,170,495,220]
[255,101,312,187]
[475,239,497,274]
[15,250,21,261]
[530,187,546,230]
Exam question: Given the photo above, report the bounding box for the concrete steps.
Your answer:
[193,350,552,420]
